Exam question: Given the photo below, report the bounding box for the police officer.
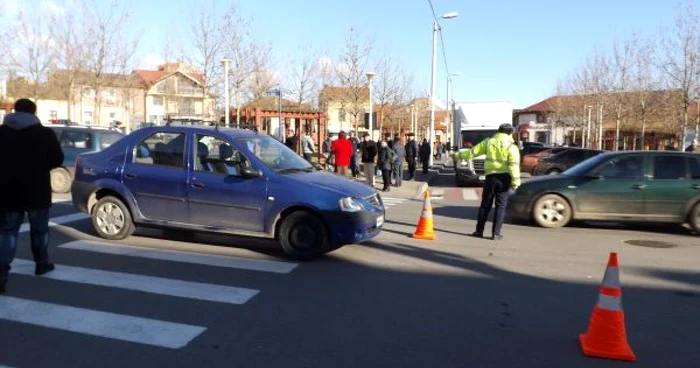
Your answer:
[455,123,520,240]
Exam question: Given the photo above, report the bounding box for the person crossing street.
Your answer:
[455,123,521,240]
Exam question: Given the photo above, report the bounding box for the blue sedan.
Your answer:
[71,125,385,260]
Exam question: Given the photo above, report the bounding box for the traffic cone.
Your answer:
[579,252,636,362]
[412,190,435,240]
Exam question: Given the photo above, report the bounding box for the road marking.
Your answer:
[381,197,407,207]
[462,189,480,201]
[19,213,89,233]
[0,296,206,349]
[10,259,259,305]
[59,240,298,274]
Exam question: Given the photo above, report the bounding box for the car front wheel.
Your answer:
[689,203,700,234]
[279,211,330,261]
[547,169,561,175]
[91,196,135,240]
[50,168,72,193]
[532,194,572,228]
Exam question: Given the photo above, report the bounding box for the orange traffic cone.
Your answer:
[579,252,636,362]
[413,190,435,240]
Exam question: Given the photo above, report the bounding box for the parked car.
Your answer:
[508,151,700,233]
[71,126,385,260]
[532,148,604,176]
[48,125,125,193]
[520,142,549,158]
[522,147,571,174]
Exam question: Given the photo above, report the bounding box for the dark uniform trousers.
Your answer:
[476,173,512,236]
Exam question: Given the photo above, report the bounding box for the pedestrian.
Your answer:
[405,133,418,180]
[349,131,361,177]
[392,137,406,187]
[377,139,394,192]
[0,98,64,293]
[419,138,431,174]
[331,131,353,177]
[686,139,698,152]
[360,133,377,187]
[456,123,521,241]
[301,130,315,162]
[322,133,333,170]
[284,129,297,152]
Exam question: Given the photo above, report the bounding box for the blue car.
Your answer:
[71,125,385,260]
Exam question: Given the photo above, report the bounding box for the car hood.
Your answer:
[281,170,376,198]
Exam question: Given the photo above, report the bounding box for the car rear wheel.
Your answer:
[546,169,561,175]
[532,194,572,228]
[689,203,700,234]
[279,211,330,261]
[50,168,72,193]
[91,196,135,240]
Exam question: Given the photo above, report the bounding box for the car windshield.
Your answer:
[237,135,314,173]
[461,130,497,148]
[562,153,610,176]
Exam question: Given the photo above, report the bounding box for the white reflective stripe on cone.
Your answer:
[421,211,433,218]
[601,267,621,288]
[597,293,623,311]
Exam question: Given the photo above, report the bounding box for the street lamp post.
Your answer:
[446,72,460,150]
[221,58,231,127]
[429,11,458,166]
[366,72,375,139]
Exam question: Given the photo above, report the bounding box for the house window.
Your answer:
[152,96,164,106]
[339,108,346,122]
[109,112,116,119]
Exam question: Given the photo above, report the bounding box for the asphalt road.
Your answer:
[0,173,698,368]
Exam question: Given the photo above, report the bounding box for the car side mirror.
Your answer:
[240,167,262,178]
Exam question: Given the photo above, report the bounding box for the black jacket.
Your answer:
[377,146,392,170]
[405,139,418,158]
[0,113,64,211]
[360,140,377,163]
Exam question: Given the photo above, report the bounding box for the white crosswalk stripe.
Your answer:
[2,214,300,351]
[462,189,480,201]
[381,197,407,208]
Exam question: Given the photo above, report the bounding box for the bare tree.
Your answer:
[286,46,320,108]
[247,43,278,101]
[630,37,662,150]
[658,0,700,150]
[372,49,413,135]
[187,0,229,115]
[221,11,256,127]
[3,9,57,101]
[79,0,140,125]
[336,27,373,134]
[51,7,88,122]
[609,38,636,150]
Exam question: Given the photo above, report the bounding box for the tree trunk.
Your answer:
[235,90,241,128]
[682,110,688,151]
[641,116,646,151]
[615,104,621,151]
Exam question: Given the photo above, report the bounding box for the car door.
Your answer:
[643,154,695,220]
[122,130,189,223]
[187,133,267,233]
[573,154,647,217]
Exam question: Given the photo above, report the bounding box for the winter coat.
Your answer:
[405,139,418,158]
[0,112,64,211]
[360,140,378,163]
[377,146,393,170]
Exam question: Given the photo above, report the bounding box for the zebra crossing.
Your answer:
[0,237,299,351]
[381,197,408,208]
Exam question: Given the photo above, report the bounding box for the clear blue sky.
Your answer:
[5,0,692,108]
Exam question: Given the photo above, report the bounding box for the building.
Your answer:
[319,85,370,136]
[514,90,694,150]
[134,62,216,125]
[0,62,216,130]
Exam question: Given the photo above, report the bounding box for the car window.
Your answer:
[133,132,185,168]
[194,134,251,176]
[100,132,124,150]
[59,130,94,150]
[653,155,686,180]
[237,135,313,172]
[594,155,645,179]
[690,156,700,179]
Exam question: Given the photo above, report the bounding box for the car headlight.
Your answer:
[460,160,473,169]
[339,197,363,212]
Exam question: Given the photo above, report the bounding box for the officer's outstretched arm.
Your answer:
[508,145,521,189]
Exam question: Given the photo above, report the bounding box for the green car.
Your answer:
[508,151,700,233]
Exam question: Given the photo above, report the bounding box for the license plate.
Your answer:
[478,175,485,181]
[376,215,384,227]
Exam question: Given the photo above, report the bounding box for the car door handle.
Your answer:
[124,173,137,179]
[633,184,647,190]
[191,182,205,189]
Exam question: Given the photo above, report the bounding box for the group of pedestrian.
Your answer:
[322,131,431,192]
[0,99,64,294]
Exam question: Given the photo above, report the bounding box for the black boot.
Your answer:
[35,263,55,276]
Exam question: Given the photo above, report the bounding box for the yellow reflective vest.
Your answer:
[455,133,521,188]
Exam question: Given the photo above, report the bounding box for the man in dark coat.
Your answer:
[419,138,431,174]
[377,139,394,192]
[405,133,419,180]
[0,99,64,293]
[392,137,406,187]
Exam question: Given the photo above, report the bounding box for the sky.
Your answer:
[2,0,693,108]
